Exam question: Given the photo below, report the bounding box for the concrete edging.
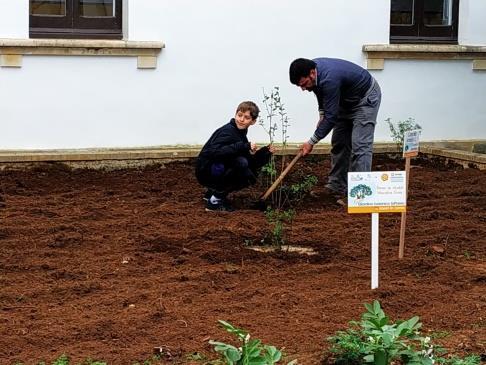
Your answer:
[0,141,484,170]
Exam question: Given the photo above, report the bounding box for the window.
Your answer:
[30,0,122,39]
[390,0,459,44]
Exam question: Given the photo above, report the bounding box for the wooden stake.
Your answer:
[399,156,411,259]
[260,151,303,201]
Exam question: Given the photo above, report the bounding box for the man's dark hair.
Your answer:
[289,58,317,85]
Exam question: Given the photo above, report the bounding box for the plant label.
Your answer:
[347,171,407,214]
[403,130,421,157]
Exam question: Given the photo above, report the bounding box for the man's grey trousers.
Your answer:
[327,79,382,194]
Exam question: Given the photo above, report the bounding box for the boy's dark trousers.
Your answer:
[196,156,257,198]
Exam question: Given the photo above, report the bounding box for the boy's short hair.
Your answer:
[289,58,317,85]
[236,101,260,120]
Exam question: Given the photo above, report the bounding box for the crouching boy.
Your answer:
[196,101,275,211]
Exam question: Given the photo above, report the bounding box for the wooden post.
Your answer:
[260,151,302,201]
[398,156,411,259]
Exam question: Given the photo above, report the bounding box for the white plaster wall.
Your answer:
[459,0,486,45]
[372,60,486,141]
[0,0,28,38]
[0,0,485,149]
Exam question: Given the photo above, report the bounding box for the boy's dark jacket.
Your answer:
[196,119,272,173]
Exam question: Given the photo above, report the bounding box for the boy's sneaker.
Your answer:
[203,189,213,201]
[205,199,235,212]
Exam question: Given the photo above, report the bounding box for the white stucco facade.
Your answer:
[0,0,485,149]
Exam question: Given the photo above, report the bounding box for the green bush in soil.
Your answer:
[327,300,481,365]
[385,117,422,152]
[282,175,318,206]
[15,354,108,365]
[436,355,482,365]
[259,86,290,204]
[209,320,297,365]
[16,354,168,365]
[262,207,295,248]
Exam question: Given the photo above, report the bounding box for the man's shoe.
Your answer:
[336,197,347,207]
[324,183,346,197]
[205,199,235,212]
[324,184,347,206]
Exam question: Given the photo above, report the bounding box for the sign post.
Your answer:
[399,130,421,259]
[348,171,407,289]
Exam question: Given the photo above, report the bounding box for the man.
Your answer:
[289,57,381,201]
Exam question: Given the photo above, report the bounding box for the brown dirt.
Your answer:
[0,155,485,365]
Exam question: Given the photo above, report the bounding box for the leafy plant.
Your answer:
[257,88,320,250]
[385,117,422,151]
[329,301,436,365]
[257,87,297,249]
[436,355,481,365]
[20,355,108,365]
[209,320,295,365]
[259,86,291,208]
[263,208,295,247]
[327,327,367,364]
[430,331,450,340]
[328,301,481,365]
[52,355,70,365]
[284,175,318,205]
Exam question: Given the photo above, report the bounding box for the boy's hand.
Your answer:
[268,144,276,154]
[250,142,257,154]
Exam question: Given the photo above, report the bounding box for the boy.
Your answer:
[196,101,275,212]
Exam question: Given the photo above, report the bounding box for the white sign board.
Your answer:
[403,130,421,157]
[348,171,407,214]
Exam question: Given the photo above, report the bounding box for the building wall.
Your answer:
[0,0,484,149]
[0,1,28,38]
[459,0,486,44]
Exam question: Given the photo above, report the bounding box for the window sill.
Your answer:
[0,38,165,69]
[362,44,486,71]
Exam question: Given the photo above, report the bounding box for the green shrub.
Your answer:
[328,301,479,365]
[209,320,296,365]
[385,117,422,151]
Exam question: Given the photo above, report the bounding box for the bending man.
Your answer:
[289,57,381,200]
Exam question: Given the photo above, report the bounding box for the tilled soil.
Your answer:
[0,154,485,365]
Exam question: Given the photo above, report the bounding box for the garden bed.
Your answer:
[0,154,484,364]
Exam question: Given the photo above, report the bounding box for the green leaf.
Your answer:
[396,321,411,336]
[217,320,248,341]
[407,316,421,330]
[381,332,392,346]
[246,357,267,365]
[378,316,389,327]
[364,354,374,363]
[263,345,282,364]
[373,350,387,365]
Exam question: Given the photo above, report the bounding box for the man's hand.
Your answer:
[301,142,314,157]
